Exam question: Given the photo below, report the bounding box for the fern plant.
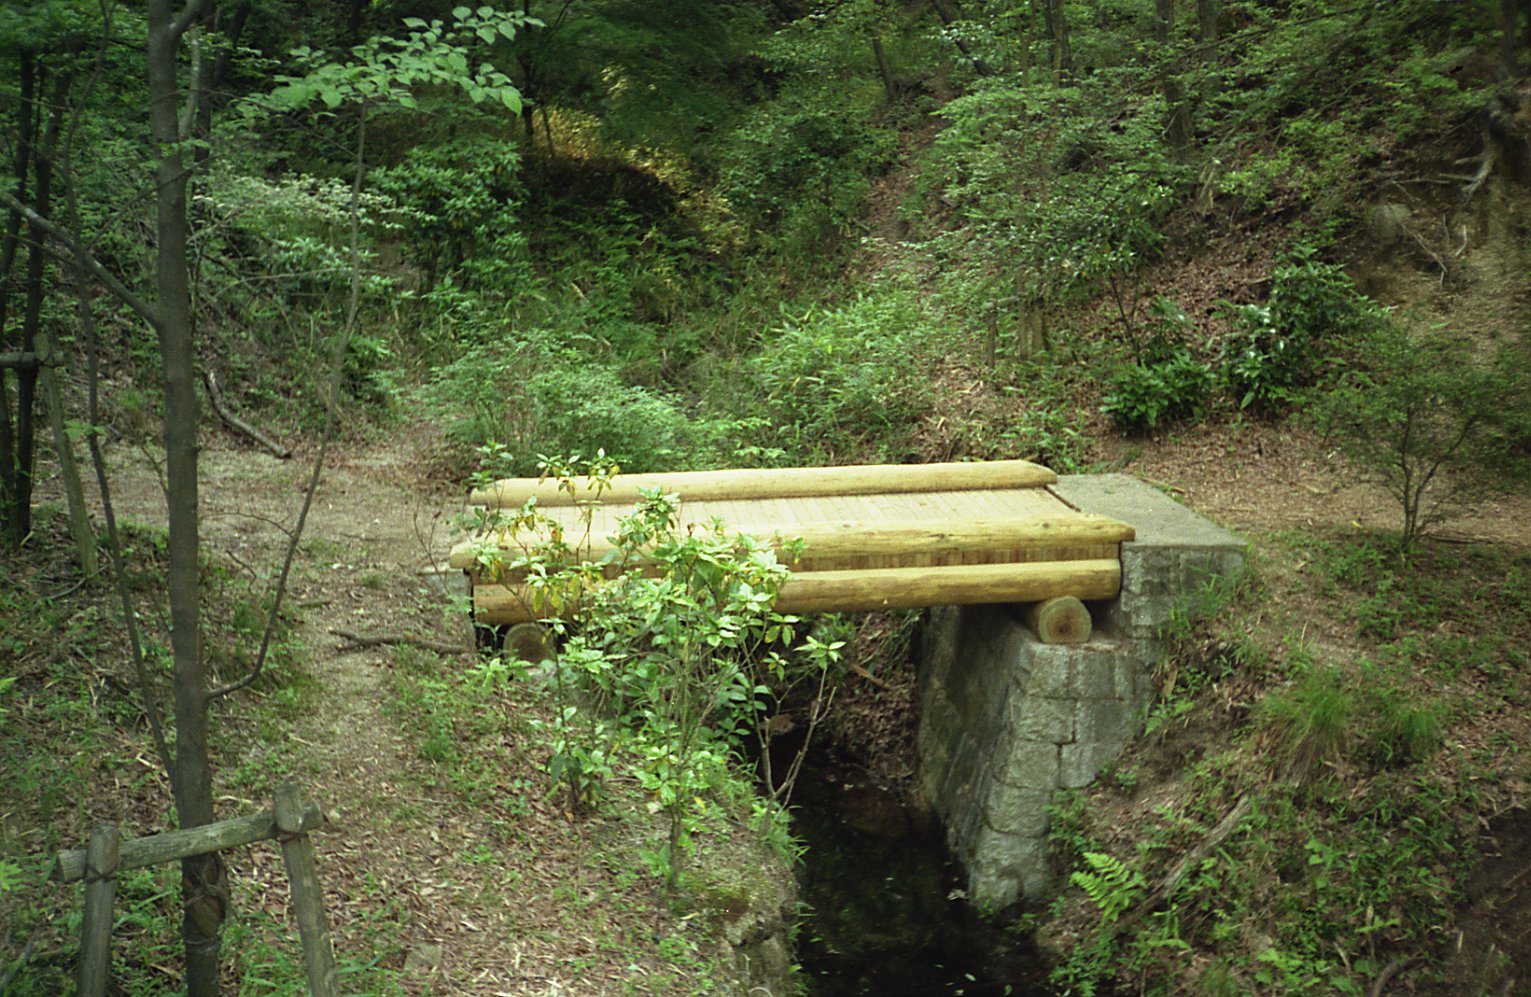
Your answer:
[1070,851,1145,924]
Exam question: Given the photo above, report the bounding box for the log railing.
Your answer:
[53,783,337,997]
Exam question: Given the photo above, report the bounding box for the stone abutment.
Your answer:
[917,474,1247,909]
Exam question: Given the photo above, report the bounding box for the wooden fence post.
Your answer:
[76,823,119,997]
[274,783,338,997]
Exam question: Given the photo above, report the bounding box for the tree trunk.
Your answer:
[1154,0,1191,160]
[871,34,898,101]
[29,70,96,574]
[41,365,99,576]
[1502,0,1525,77]
[518,0,538,151]
[1196,0,1219,49]
[1,51,37,544]
[15,60,72,547]
[0,366,13,537]
[761,0,801,20]
[1037,0,1073,79]
[930,0,996,77]
[192,1,253,172]
[148,2,225,994]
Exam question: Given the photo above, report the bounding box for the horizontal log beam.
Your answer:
[53,801,322,883]
[774,559,1121,615]
[470,558,1121,626]
[450,515,1135,572]
[470,459,1057,508]
[0,352,44,369]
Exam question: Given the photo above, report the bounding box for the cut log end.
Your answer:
[504,622,551,663]
[1021,596,1092,644]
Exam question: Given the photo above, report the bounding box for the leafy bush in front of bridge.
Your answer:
[461,454,843,887]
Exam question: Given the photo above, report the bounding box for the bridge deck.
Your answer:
[452,461,1135,624]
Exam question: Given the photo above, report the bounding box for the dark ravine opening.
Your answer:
[778,734,1054,996]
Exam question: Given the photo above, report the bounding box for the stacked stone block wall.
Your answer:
[916,475,1246,910]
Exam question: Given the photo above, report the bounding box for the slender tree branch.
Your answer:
[179,26,203,142]
[930,0,995,77]
[62,0,173,776]
[0,188,160,330]
[208,103,369,701]
[201,368,291,458]
[331,629,469,655]
[169,0,212,42]
[0,935,37,993]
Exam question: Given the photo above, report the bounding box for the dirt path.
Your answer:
[50,425,677,995]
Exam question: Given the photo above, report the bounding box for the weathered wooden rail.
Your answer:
[54,783,337,997]
[453,460,1135,640]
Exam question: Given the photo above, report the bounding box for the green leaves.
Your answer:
[262,5,532,119]
[1071,851,1145,924]
[1310,322,1531,549]
[462,453,837,881]
[1101,346,1215,435]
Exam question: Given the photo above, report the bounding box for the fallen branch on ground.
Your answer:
[848,661,892,690]
[1115,794,1253,938]
[203,368,292,459]
[331,629,469,655]
[1366,956,1417,997]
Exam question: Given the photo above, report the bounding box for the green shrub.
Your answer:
[1258,666,1355,776]
[465,456,844,884]
[1219,253,1382,414]
[719,94,896,249]
[1219,303,1306,414]
[1311,323,1531,549]
[421,339,698,472]
[370,138,527,291]
[1101,346,1215,435]
[928,76,1185,306]
[1370,691,1445,766]
[1001,406,1090,472]
[1267,252,1381,344]
[750,290,940,460]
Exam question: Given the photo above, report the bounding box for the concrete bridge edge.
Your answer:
[917,474,1248,911]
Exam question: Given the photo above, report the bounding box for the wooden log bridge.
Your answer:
[451,459,1135,631]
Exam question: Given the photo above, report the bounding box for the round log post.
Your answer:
[274,784,338,997]
[77,823,119,997]
[1021,596,1093,644]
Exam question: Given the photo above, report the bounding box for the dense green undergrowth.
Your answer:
[1042,535,1531,995]
[1,502,779,995]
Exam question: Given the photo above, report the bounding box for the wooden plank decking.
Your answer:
[451,460,1135,625]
